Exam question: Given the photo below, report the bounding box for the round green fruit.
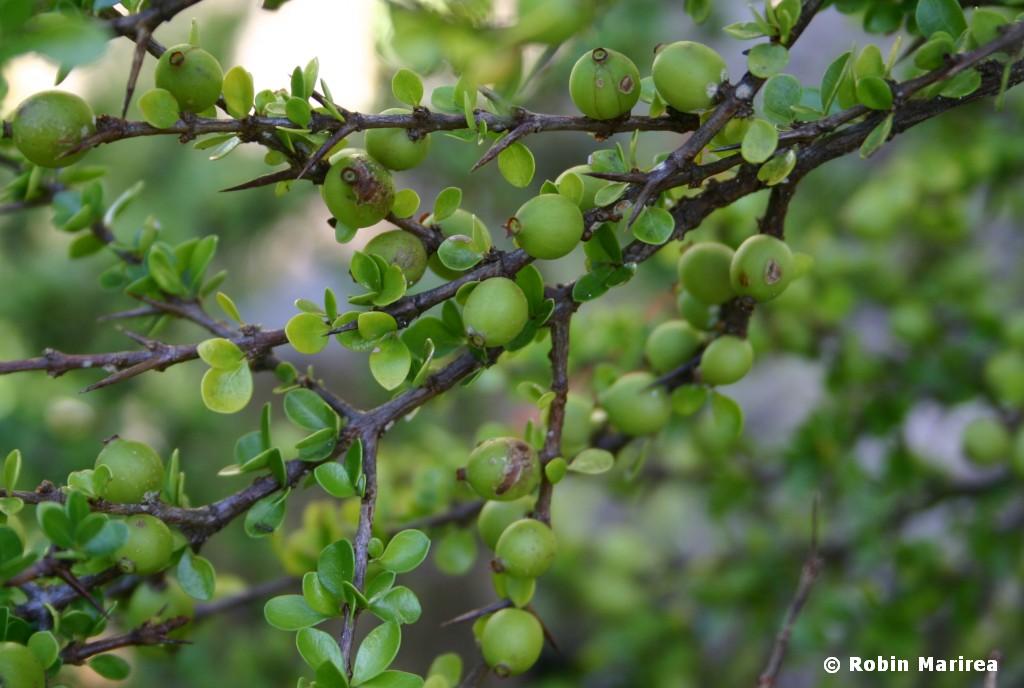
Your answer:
[652,41,728,113]
[495,518,557,578]
[556,164,609,211]
[0,642,45,688]
[463,277,529,347]
[678,290,714,330]
[478,497,535,549]
[984,350,1024,407]
[322,148,395,229]
[963,417,1010,465]
[645,320,703,373]
[598,371,671,436]
[95,438,164,504]
[11,90,95,168]
[513,0,593,45]
[569,48,641,120]
[678,242,735,305]
[154,44,223,113]
[510,194,584,260]
[125,580,195,640]
[481,609,543,676]
[464,437,540,501]
[114,514,174,575]
[365,108,431,170]
[364,230,428,285]
[729,234,795,302]
[559,393,594,456]
[427,209,492,280]
[699,335,754,386]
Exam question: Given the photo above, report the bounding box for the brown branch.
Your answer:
[339,430,379,671]
[534,311,571,523]
[193,576,299,621]
[61,616,192,664]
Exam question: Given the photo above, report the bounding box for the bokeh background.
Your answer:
[3,1,1024,686]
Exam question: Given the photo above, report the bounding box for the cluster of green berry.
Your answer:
[961,320,1024,466]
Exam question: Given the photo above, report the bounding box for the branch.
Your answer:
[534,311,572,523]
[193,576,299,621]
[61,616,191,664]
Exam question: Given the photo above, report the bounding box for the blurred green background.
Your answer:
[3,0,1024,686]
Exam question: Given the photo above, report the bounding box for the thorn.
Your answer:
[470,123,528,172]
[122,26,152,119]
[296,124,353,181]
[220,168,299,192]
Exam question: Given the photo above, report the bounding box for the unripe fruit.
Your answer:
[114,514,174,575]
[95,438,165,504]
[11,91,95,168]
[463,277,529,347]
[678,242,735,305]
[125,580,195,641]
[464,438,540,501]
[0,642,45,688]
[513,0,593,45]
[984,350,1024,407]
[556,165,609,211]
[365,108,431,170]
[962,417,1010,465]
[645,320,702,373]
[364,230,428,285]
[677,290,714,330]
[652,41,728,113]
[598,371,671,436]
[509,194,584,260]
[427,209,492,280]
[322,149,395,229]
[559,393,594,457]
[699,335,754,386]
[569,48,641,120]
[495,518,557,578]
[154,44,223,113]
[729,234,795,302]
[481,609,544,676]
[478,497,535,549]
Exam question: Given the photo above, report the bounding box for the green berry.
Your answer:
[598,371,671,436]
[984,350,1024,407]
[478,497,535,549]
[365,108,431,170]
[427,209,492,280]
[322,149,395,229]
[513,0,593,45]
[559,393,594,456]
[645,320,703,373]
[569,48,641,120]
[125,580,194,640]
[556,164,609,211]
[463,437,540,501]
[11,90,95,168]
[1004,312,1024,348]
[677,290,714,330]
[729,234,795,302]
[114,514,174,575]
[481,608,544,676]
[678,242,735,305]
[364,230,428,285]
[0,643,45,688]
[652,41,728,113]
[463,277,529,347]
[889,301,935,344]
[963,417,1010,465]
[95,438,165,504]
[154,44,223,113]
[699,335,754,386]
[495,518,557,578]
[510,194,584,260]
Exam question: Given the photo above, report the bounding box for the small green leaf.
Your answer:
[369,586,422,625]
[437,235,482,272]
[433,187,462,222]
[569,448,614,474]
[286,312,330,355]
[855,75,893,110]
[428,654,462,685]
[352,621,402,686]
[2,450,21,492]
[314,462,357,499]
[747,43,789,78]
[762,74,802,125]
[198,337,245,369]
[392,68,424,106]
[915,0,966,39]
[497,142,535,188]
[27,631,59,668]
[244,492,288,538]
[358,312,398,340]
[297,627,344,672]
[216,292,243,324]
[859,113,893,159]
[284,389,338,431]
[89,655,131,680]
[740,118,779,164]
[593,182,628,207]
[139,88,179,128]
[304,571,342,616]
[37,502,73,548]
[391,189,420,218]
[378,530,430,573]
[177,549,216,601]
[201,364,253,414]
[264,594,329,631]
[756,149,797,186]
[370,337,412,391]
[223,66,255,119]
[631,207,674,245]
[286,97,313,127]
[318,539,356,598]
[359,671,424,688]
